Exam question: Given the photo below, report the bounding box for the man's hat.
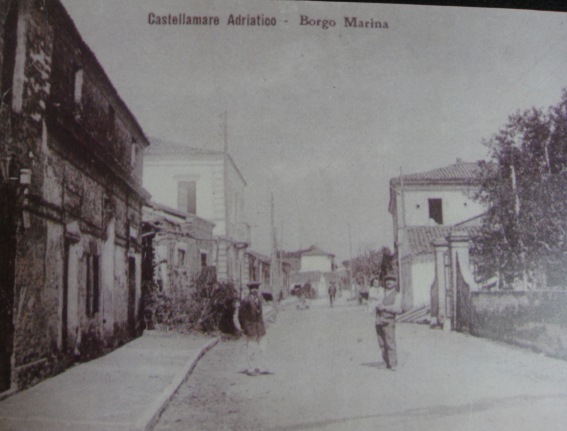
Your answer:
[384,273,397,282]
[247,282,261,289]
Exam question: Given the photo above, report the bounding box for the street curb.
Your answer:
[137,337,220,431]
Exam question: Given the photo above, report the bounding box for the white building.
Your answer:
[300,246,335,273]
[143,139,250,284]
[389,160,485,310]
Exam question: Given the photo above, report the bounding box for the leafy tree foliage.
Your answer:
[472,90,567,287]
[344,246,394,285]
[142,266,239,334]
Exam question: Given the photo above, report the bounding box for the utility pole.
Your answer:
[348,223,353,297]
[280,220,284,297]
[222,111,231,283]
[397,167,405,296]
[270,193,279,299]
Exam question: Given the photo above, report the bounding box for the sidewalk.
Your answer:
[0,332,218,431]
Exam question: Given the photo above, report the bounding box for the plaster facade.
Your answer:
[0,0,149,392]
[389,161,484,310]
[143,140,250,283]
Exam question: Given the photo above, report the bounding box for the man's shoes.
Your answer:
[389,366,397,371]
[245,369,258,376]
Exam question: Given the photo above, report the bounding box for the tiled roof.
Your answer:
[406,226,453,255]
[246,250,271,263]
[146,137,223,156]
[302,245,335,257]
[391,161,480,186]
[406,225,481,255]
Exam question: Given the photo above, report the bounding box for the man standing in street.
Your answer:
[374,274,402,371]
[237,282,269,376]
[328,281,337,307]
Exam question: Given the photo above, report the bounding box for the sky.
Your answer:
[59,0,567,263]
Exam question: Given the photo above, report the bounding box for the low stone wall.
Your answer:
[470,290,567,360]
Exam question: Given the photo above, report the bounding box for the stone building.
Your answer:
[141,202,215,294]
[143,138,251,286]
[0,0,149,393]
[389,159,484,311]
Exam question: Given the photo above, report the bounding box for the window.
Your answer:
[130,139,137,168]
[428,198,443,225]
[177,248,186,266]
[177,181,197,214]
[73,67,83,105]
[86,254,100,317]
[200,252,207,267]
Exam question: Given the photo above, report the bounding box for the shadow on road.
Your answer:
[263,393,567,431]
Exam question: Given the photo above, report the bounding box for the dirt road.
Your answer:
[154,297,567,430]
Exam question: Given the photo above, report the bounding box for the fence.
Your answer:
[470,290,567,360]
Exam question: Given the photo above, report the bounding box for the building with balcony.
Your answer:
[143,138,250,286]
[0,0,150,393]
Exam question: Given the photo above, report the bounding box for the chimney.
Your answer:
[456,158,462,164]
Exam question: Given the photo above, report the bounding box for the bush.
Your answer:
[142,267,239,334]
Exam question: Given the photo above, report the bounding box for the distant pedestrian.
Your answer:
[355,274,368,305]
[374,274,402,371]
[328,281,337,307]
[237,282,269,376]
[367,277,380,313]
[297,282,311,310]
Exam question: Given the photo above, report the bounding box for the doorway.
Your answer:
[0,184,17,392]
[127,256,137,337]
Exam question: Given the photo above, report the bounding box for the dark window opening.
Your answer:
[1,2,18,107]
[177,181,197,214]
[200,252,207,267]
[86,254,100,317]
[428,198,443,225]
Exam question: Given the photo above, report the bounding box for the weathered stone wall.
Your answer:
[471,291,567,360]
[153,234,213,292]
[13,219,51,365]
[0,0,149,391]
[47,1,146,181]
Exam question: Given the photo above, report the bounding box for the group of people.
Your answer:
[235,273,402,377]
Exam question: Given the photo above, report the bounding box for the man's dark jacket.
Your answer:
[238,294,266,337]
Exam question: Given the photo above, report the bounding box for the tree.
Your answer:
[472,89,567,288]
[347,246,394,285]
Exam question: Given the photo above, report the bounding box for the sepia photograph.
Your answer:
[1,0,567,429]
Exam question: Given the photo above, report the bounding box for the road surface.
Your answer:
[155,297,567,430]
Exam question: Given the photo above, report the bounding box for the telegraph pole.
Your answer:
[398,167,405,295]
[270,194,279,299]
[348,223,353,297]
